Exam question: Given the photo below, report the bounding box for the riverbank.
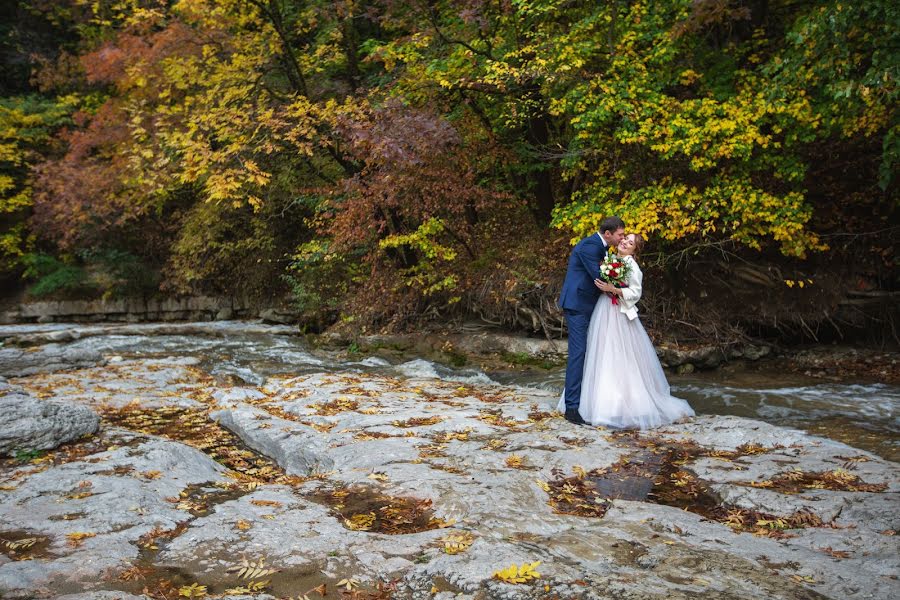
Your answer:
[1,321,897,462]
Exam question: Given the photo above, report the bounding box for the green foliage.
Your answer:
[21,253,92,297]
[767,0,899,189]
[166,201,280,296]
[501,351,561,371]
[79,248,160,298]
[283,238,354,323]
[379,218,459,297]
[14,448,45,463]
[0,0,894,333]
[21,249,159,299]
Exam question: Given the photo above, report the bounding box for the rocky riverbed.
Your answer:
[1,340,898,600]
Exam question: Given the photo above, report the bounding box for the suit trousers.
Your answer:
[563,308,591,411]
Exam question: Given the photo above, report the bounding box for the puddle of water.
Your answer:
[310,484,454,535]
[99,404,288,484]
[545,434,884,536]
[0,530,54,560]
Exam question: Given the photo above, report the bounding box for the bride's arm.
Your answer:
[619,260,643,308]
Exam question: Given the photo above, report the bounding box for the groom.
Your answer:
[559,216,626,425]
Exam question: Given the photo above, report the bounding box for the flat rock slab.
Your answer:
[0,427,230,598]
[1,361,897,600]
[0,345,105,377]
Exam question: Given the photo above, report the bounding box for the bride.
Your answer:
[557,233,695,429]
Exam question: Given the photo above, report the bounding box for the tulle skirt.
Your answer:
[557,297,695,429]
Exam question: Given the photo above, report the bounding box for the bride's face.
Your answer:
[618,234,637,256]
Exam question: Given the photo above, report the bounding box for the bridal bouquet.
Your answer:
[598,250,631,305]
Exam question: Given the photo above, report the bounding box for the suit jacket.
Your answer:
[558,233,610,313]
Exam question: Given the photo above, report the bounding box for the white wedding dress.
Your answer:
[557,255,695,429]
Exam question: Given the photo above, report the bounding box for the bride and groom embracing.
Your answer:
[557,216,695,429]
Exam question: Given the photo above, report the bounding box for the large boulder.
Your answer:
[0,378,99,456]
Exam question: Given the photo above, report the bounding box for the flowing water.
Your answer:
[3,322,897,461]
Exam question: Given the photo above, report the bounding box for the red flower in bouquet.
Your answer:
[598,251,631,305]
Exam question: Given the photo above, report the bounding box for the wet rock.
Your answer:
[0,345,105,377]
[54,593,150,600]
[259,308,298,325]
[0,379,99,456]
[2,361,897,600]
[0,321,298,347]
[0,431,231,599]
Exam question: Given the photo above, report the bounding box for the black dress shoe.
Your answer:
[564,409,587,425]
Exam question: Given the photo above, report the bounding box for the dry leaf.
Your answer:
[235,519,252,531]
[225,557,277,579]
[505,455,524,468]
[250,499,282,508]
[337,578,360,590]
[66,532,96,547]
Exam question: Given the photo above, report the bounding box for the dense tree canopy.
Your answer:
[1,0,896,336]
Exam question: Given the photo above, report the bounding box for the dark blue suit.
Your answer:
[559,234,610,411]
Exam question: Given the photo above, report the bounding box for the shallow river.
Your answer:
[4,321,898,461]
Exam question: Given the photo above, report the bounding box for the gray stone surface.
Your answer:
[0,379,99,456]
[1,359,897,600]
[0,344,105,377]
[0,430,230,598]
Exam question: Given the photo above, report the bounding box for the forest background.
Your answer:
[0,0,896,348]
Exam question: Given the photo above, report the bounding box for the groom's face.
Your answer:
[605,227,626,246]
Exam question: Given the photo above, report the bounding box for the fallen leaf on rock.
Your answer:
[494,561,541,584]
[2,538,40,550]
[178,582,207,597]
[250,499,282,508]
[505,455,525,468]
[118,565,151,581]
[482,439,507,451]
[65,491,94,500]
[441,531,475,554]
[345,512,376,531]
[66,532,96,547]
[337,577,360,590]
[226,557,277,579]
[224,580,269,593]
[392,416,445,428]
[819,546,851,559]
[368,472,389,482]
[235,519,252,531]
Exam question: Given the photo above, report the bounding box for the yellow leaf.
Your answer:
[178,583,207,598]
[345,512,376,531]
[493,561,541,584]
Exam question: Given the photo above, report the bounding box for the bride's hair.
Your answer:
[629,233,645,258]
